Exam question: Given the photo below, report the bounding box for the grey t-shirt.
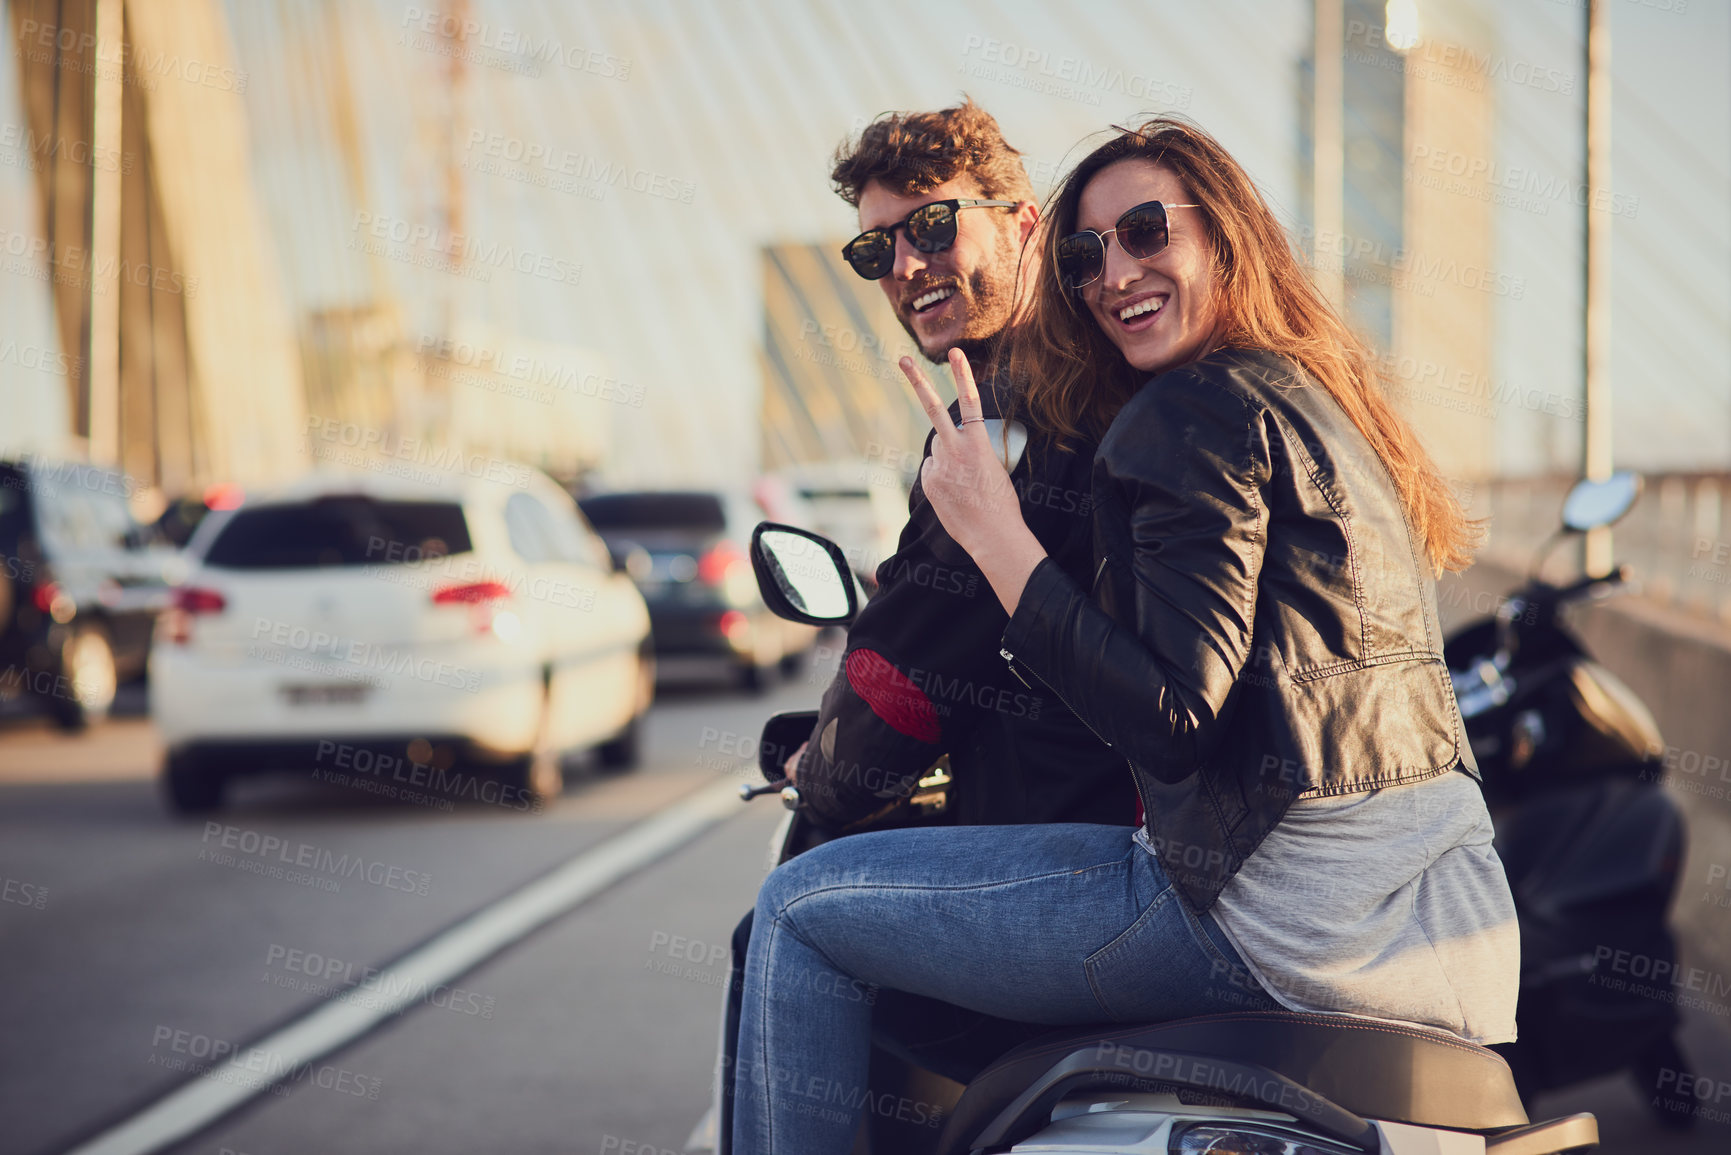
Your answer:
[1179,767,1519,1045]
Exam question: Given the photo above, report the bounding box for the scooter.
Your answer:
[1443,473,1696,1128]
[697,521,1601,1154]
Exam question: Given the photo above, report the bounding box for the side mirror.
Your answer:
[750,522,858,627]
[757,710,819,783]
[1561,471,1641,533]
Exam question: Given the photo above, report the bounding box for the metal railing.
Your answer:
[1472,474,1731,624]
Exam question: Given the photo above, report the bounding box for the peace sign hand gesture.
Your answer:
[900,348,1048,615]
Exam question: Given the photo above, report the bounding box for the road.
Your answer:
[0,668,803,1155]
[2,664,1730,1155]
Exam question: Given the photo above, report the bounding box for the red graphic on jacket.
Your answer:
[845,648,941,743]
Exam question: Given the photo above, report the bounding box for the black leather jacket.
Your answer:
[1001,347,1475,912]
[796,379,1138,830]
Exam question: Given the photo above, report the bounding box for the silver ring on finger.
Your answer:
[956,416,985,428]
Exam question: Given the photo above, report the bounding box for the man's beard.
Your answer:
[897,228,1022,367]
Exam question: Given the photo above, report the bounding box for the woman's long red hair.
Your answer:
[1002,117,1478,573]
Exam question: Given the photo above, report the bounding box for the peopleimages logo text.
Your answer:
[400,8,631,79]
[199,823,432,895]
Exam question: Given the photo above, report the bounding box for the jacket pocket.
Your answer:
[1285,653,1461,783]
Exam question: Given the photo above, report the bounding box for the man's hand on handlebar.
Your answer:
[784,741,807,785]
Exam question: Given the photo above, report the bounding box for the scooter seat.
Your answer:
[937,1009,1527,1152]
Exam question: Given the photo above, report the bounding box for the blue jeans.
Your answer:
[731,822,1278,1153]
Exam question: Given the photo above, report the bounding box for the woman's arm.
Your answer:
[1006,375,1272,781]
[903,352,1273,783]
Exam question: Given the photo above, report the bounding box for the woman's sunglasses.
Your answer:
[1055,200,1200,291]
[842,198,1017,280]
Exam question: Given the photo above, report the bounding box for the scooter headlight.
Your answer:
[1170,1121,1363,1155]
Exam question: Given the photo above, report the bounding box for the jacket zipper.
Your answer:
[1000,550,1113,745]
[1003,557,1157,829]
[999,646,1113,750]
[1000,551,1116,749]
[1001,643,1153,827]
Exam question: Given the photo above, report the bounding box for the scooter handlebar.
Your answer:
[737,778,804,811]
[1549,564,1631,605]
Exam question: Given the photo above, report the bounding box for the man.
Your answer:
[791,97,1136,830]
[707,99,1134,1151]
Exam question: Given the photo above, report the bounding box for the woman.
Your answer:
[732,118,1518,1153]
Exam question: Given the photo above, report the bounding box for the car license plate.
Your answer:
[280,682,372,706]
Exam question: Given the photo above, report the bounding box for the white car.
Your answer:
[150,467,653,813]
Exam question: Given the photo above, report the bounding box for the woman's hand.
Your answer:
[900,349,1048,615]
[783,740,807,785]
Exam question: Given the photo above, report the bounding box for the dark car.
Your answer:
[0,457,175,728]
[151,483,244,548]
[578,490,817,691]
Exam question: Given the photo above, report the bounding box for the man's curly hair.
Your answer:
[830,96,1033,207]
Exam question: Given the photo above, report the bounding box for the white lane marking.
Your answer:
[67,778,747,1155]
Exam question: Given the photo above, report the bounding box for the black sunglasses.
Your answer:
[842,198,1018,280]
[1055,200,1200,291]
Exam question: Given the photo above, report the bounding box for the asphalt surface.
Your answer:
[3,660,1731,1155]
[0,667,805,1155]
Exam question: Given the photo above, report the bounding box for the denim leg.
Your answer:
[731,823,1272,1154]
[735,894,876,1153]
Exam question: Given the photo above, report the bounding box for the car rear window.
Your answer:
[579,493,726,532]
[202,497,472,569]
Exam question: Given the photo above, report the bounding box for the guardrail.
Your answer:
[1440,552,1731,1001]
[1472,473,1731,623]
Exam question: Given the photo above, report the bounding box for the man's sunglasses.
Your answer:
[842,198,1018,280]
[1055,200,1200,291]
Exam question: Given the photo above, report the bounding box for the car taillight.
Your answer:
[174,587,227,613]
[432,581,520,641]
[32,581,74,622]
[161,586,225,645]
[697,541,747,586]
[431,581,513,605]
[204,482,245,511]
[699,541,758,606]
